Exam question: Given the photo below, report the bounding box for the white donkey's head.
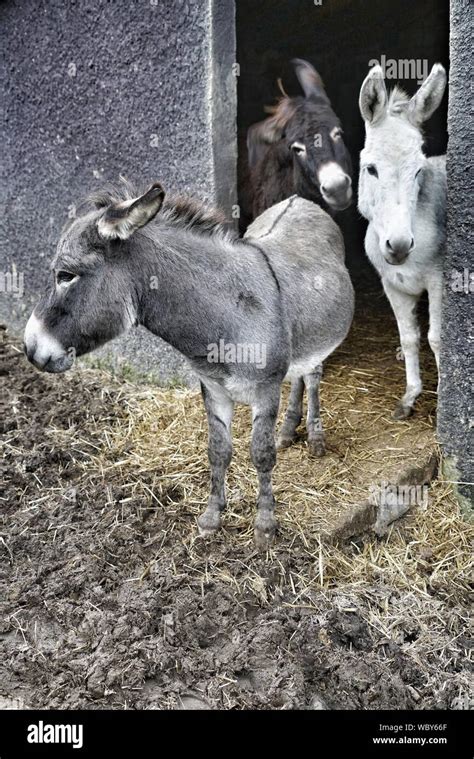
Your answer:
[358,63,446,265]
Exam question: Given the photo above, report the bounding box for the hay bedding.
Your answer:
[0,292,472,710]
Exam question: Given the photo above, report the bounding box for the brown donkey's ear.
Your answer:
[292,58,330,103]
[98,183,165,240]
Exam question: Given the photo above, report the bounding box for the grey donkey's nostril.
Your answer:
[409,238,415,250]
[24,340,37,362]
[386,240,393,251]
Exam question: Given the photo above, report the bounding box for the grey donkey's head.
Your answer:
[24,182,165,372]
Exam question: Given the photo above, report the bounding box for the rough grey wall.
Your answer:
[1,0,236,384]
[438,0,473,511]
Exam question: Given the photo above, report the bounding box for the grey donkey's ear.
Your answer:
[407,63,447,126]
[98,182,165,240]
[359,65,388,124]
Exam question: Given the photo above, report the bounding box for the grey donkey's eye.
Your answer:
[56,270,77,285]
[366,164,378,177]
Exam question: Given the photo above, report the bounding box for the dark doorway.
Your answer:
[236,0,449,278]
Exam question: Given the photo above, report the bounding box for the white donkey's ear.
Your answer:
[359,65,388,124]
[98,182,165,240]
[407,63,447,126]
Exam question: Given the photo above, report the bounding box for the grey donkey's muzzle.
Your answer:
[24,312,74,373]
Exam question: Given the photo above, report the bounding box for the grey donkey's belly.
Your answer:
[245,196,355,376]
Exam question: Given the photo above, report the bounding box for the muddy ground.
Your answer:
[0,318,472,710]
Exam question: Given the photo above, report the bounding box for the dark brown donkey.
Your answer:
[242,58,353,226]
[240,59,353,458]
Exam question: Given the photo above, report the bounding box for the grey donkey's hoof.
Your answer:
[254,510,278,548]
[393,402,413,420]
[197,508,222,537]
[307,435,326,457]
[276,434,296,451]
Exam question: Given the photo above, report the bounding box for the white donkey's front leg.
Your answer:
[427,273,443,371]
[384,282,422,419]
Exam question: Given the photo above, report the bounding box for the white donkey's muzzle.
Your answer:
[24,312,74,373]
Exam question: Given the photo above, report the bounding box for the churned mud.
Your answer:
[1,311,472,710]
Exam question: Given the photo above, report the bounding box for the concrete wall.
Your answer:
[1,0,237,384]
[438,0,473,512]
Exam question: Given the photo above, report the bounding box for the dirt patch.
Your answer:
[1,302,472,710]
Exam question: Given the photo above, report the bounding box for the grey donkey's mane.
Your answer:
[86,179,238,242]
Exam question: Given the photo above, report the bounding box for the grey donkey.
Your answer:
[358,63,447,419]
[24,183,354,543]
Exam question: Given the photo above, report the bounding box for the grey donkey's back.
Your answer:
[245,195,354,379]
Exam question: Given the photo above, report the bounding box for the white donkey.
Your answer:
[358,63,447,419]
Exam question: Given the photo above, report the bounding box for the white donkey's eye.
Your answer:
[290,141,306,156]
[366,164,378,177]
[56,270,77,285]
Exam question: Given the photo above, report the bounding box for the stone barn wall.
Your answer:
[438,0,473,511]
[1,0,236,384]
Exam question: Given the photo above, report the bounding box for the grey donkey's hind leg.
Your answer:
[277,377,304,449]
[197,382,234,535]
[251,384,281,546]
[304,365,325,457]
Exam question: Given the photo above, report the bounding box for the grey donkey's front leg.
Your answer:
[304,365,325,456]
[251,385,280,546]
[197,382,234,535]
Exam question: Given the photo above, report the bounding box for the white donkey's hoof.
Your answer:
[393,402,413,420]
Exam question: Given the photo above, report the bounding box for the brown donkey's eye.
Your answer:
[290,142,306,155]
[56,270,77,284]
